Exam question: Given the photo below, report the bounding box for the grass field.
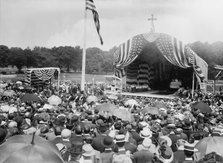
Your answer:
[0,73,110,83]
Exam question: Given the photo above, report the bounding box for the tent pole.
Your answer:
[57,68,60,90]
[192,72,195,98]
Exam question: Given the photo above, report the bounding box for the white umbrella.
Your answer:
[86,95,98,104]
[0,105,11,112]
[42,104,54,110]
[125,99,139,107]
[47,95,62,106]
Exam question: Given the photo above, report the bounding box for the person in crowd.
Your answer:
[100,136,115,163]
[112,134,133,163]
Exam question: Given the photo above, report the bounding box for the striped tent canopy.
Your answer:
[114,32,208,89]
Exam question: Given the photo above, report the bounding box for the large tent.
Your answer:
[114,32,208,91]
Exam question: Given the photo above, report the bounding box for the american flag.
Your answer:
[86,0,103,45]
[114,34,147,68]
[155,34,191,69]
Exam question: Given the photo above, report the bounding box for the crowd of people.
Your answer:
[0,80,223,163]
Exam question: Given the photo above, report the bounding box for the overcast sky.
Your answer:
[0,0,223,50]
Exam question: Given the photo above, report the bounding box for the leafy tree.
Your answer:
[0,45,10,67]
[9,47,26,73]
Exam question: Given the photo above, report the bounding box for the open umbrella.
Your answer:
[113,109,133,122]
[42,104,54,110]
[195,136,223,160]
[125,99,139,107]
[3,90,15,97]
[153,101,167,109]
[142,106,159,115]
[0,134,64,163]
[95,103,118,114]
[197,152,223,163]
[21,93,41,103]
[86,95,98,104]
[0,105,11,112]
[48,95,62,106]
[192,101,212,113]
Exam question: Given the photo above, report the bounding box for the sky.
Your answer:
[0,0,223,50]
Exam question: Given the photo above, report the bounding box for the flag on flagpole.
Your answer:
[86,0,103,45]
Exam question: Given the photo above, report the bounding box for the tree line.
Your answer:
[0,41,223,79]
[0,45,116,74]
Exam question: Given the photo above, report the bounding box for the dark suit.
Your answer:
[129,130,143,145]
[173,150,185,163]
[92,134,107,153]
[51,136,62,145]
[113,142,137,154]
[100,149,114,163]
[133,149,154,163]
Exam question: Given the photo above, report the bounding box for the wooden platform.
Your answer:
[121,91,175,99]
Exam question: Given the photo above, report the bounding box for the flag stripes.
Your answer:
[86,0,103,45]
[86,0,96,11]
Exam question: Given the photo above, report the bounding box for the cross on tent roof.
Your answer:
[148,14,157,33]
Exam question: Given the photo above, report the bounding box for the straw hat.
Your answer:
[156,145,173,163]
[114,134,126,143]
[82,144,95,156]
[183,142,198,152]
[140,128,152,138]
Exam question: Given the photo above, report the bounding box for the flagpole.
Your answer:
[81,4,87,91]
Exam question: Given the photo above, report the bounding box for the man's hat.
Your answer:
[156,144,173,163]
[159,136,172,147]
[140,128,152,138]
[114,134,125,143]
[102,136,114,148]
[183,142,198,152]
[82,144,95,156]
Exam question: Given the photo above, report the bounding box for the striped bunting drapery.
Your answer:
[114,32,208,85]
[155,33,207,83]
[33,69,56,81]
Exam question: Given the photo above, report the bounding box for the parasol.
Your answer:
[48,95,62,106]
[142,106,159,115]
[0,134,64,163]
[125,99,139,107]
[86,95,98,104]
[21,93,41,103]
[195,136,223,160]
[191,101,212,114]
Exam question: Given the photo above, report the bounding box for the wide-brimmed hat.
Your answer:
[102,136,114,148]
[159,136,172,147]
[139,121,149,129]
[142,138,156,153]
[82,144,95,156]
[142,138,152,148]
[114,134,126,143]
[156,144,173,163]
[61,129,71,138]
[183,142,198,152]
[212,128,222,136]
[8,121,18,128]
[140,128,152,138]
